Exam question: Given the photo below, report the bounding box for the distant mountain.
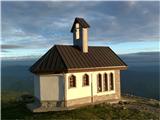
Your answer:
[119,51,159,66]
[121,51,159,55]
[1,55,41,61]
[2,51,159,60]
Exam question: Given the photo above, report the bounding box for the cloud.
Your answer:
[1,49,9,52]
[1,44,23,49]
[2,1,159,43]
[127,1,137,7]
[1,1,159,57]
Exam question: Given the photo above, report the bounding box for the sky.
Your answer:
[1,1,160,58]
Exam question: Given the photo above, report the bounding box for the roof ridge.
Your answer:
[54,44,109,48]
[55,44,73,46]
[89,46,109,48]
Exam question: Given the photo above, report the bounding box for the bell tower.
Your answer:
[71,17,90,53]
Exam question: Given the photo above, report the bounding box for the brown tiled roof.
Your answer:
[30,46,67,74]
[30,45,127,74]
[71,17,90,32]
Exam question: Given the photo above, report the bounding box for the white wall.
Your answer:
[65,70,116,100]
[34,74,64,101]
[82,28,88,53]
[34,70,117,102]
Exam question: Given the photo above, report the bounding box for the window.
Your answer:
[103,73,108,91]
[110,73,114,90]
[75,23,80,40]
[76,27,80,39]
[97,74,102,92]
[83,74,89,86]
[69,75,76,88]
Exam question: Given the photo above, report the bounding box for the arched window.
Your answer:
[103,73,108,91]
[83,74,89,86]
[110,73,114,90]
[69,75,76,88]
[97,74,102,92]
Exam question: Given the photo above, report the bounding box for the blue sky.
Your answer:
[1,1,159,58]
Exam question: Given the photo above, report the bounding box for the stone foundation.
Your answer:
[40,101,65,108]
[39,93,121,108]
[27,100,66,112]
[93,94,120,103]
[66,93,120,107]
[66,96,91,107]
[28,94,121,112]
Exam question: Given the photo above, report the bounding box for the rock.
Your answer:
[19,94,34,103]
[119,101,123,105]
[123,106,127,110]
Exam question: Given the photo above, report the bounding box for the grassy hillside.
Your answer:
[2,91,159,120]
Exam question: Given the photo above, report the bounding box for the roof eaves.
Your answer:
[67,66,128,73]
[107,47,128,67]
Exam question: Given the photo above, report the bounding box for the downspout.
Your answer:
[63,72,66,107]
[91,73,93,103]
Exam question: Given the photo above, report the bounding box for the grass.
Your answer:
[1,91,159,120]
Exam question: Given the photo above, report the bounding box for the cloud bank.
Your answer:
[1,1,159,57]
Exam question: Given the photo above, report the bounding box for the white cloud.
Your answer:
[127,1,137,7]
[1,1,159,57]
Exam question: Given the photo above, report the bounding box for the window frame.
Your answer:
[103,73,108,91]
[97,73,102,93]
[109,73,114,91]
[68,75,76,88]
[82,74,89,87]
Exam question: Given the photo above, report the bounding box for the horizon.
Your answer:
[1,1,159,58]
[2,51,159,60]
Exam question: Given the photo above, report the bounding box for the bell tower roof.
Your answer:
[70,17,90,32]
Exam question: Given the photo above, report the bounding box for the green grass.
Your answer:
[1,91,158,120]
